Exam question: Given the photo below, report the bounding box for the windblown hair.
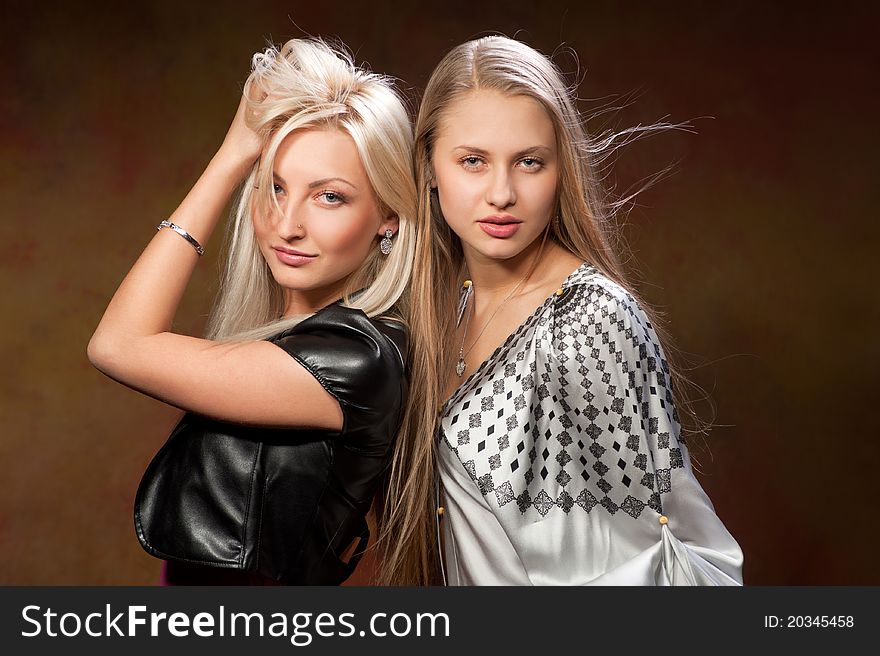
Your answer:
[378,35,703,585]
[206,38,416,341]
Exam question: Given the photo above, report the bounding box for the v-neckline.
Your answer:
[440,261,594,413]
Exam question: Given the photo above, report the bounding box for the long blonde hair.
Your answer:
[378,35,701,585]
[206,38,416,341]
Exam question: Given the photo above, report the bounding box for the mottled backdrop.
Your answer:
[1,0,877,584]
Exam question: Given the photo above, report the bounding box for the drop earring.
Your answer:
[379,229,394,255]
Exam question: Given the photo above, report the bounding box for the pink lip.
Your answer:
[273,247,317,267]
[478,215,522,238]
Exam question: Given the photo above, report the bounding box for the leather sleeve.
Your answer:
[271,304,408,443]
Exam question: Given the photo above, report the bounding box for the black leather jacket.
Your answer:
[134,304,408,584]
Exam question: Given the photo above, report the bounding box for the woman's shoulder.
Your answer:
[555,264,648,323]
[267,303,408,427]
[550,264,659,355]
[274,303,408,368]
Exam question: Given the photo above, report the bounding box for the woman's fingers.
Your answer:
[219,92,263,166]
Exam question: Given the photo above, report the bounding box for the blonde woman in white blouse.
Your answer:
[377,36,744,586]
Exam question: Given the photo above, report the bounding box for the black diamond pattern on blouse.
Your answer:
[440,264,686,521]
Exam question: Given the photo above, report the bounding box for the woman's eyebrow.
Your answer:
[307,177,358,190]
[271,174,359,191]
[452,145,553,158]
[453,145,490,155]
[513,145,552,158]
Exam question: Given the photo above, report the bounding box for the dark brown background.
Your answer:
[1,0,877,585]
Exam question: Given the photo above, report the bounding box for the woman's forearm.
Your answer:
[89,147,254,359]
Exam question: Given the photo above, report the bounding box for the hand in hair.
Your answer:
[216,90,265,176]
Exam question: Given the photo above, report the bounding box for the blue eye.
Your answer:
[317,190,346,206]
[272,183,284,194]
[519,157,543,170]
[460,156,484,169]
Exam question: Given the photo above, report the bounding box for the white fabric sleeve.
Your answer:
[553,280,744,585]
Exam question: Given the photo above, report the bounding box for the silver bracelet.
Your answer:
[157,220,205,256]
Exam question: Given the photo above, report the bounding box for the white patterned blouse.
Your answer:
[437,262,744,585]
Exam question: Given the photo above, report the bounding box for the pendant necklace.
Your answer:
[455,271,531,377]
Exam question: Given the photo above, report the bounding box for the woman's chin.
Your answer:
[273,270,351,300]
[463,234,542,263]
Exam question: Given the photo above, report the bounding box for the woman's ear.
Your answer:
[377,213,400,237]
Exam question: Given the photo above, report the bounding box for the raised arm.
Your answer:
[87,94,343,430]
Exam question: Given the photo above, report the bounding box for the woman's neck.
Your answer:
[283,281,347,317]
[462,236,574,302]
[463,235,543,297]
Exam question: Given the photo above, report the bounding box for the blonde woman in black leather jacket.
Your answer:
[88,38,416,585]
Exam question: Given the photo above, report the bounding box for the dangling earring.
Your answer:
[379,229,394,255]
[553,213,561,231]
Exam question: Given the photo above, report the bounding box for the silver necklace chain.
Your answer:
[455,272,530,377]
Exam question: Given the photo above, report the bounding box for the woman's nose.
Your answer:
[486,169,516,209]
[275,201,306,240]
